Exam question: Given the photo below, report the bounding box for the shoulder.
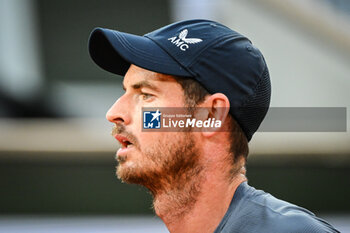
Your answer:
[267,211,339,233]
[217,182,339,233]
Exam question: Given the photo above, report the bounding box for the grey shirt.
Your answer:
[214,182,339,233]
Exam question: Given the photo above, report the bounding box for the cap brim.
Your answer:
[88,28,191,77]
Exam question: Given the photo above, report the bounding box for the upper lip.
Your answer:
[114,134,133,148]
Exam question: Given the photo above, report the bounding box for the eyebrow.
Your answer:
[123,80,160,92]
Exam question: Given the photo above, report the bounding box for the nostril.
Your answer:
[106,113,124,123]
[106,108,125,123]
[115,117,124,123]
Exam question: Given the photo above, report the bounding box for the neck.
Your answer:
[153,165,247,233]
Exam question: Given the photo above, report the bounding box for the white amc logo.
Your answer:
[168,29,203,51]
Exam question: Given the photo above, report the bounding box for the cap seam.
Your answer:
[187,35,249,80]
[187,34,246,67]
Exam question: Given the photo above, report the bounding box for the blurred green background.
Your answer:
[1,151,350,215]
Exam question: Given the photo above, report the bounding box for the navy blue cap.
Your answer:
[88,19,271,141]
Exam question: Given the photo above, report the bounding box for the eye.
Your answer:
[140,92,153,100]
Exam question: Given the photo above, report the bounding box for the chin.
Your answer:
[116,161,152,185]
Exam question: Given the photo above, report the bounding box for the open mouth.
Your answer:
[121,139,133,148]
[114,135,134,149]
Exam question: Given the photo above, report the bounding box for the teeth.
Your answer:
[119,138,132,148]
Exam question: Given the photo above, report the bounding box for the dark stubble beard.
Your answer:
[113,124,204,218]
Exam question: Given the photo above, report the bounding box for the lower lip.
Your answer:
[117,145,135,157]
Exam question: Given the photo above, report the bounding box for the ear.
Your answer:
[195,93,230,137]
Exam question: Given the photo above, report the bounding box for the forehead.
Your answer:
[123,65,178,87]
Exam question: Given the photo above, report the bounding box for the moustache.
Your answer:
[111,124,139,147]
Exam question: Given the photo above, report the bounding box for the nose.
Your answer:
[106,95,131,125]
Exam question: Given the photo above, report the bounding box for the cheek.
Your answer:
[137,132,170,150]
[128,107,142,131]
[138,132,160,145]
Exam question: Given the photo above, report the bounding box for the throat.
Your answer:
[152,166,204,223]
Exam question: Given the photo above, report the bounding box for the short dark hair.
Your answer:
[173,76,249,163]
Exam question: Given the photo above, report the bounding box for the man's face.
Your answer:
[107,65,201,193]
